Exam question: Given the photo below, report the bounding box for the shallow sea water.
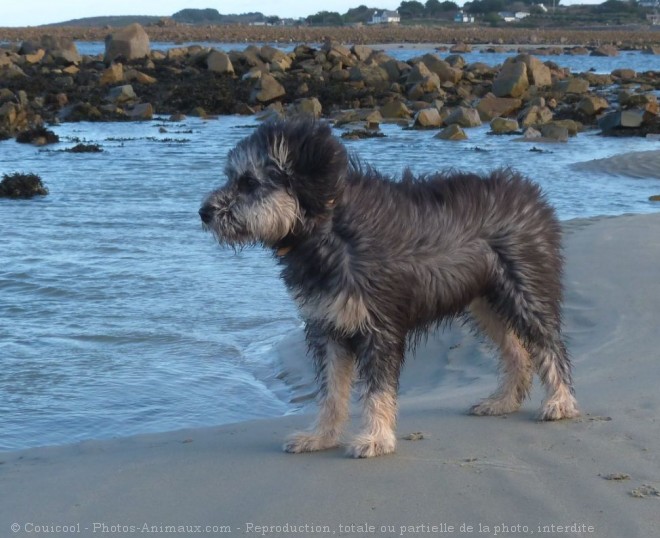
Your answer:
[1,80,660,450]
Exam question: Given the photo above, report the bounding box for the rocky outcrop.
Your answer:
[105,23,151,63]
[0,172,48,198]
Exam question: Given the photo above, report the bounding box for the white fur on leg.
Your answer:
[536,350,580,421]
[539,385,580,421]
[283,342,354,453]
[347,390,397,458]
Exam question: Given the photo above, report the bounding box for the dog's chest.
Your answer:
[292,286,373,334]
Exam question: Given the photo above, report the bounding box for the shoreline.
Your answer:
[2,24,660,48]
[2,211,658,445]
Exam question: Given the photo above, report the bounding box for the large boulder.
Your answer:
[105,23,150,63]
[413,108,443,128]
[206,50,235,75]
[420,54,462,84]
[556,77,590,95]
[492,61,529,98]
[40,35,81,64]
[434,124,467,140]
[514,54,552,87]
[379,100,412,119]
[518,105,553,127]
[577,95,609,116]
[591,45,618,57]
[293,97,322,118]
[445,106,481,127]
[476,96,523,121]
[490,117,519,134]
[251,73,285,103]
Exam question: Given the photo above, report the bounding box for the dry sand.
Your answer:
[2,212,660,537]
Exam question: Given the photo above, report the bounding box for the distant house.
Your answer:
[498,11,530,22]
[369,10,400,24]
[454,10,475,23]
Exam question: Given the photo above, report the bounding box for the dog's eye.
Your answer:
[237,174,259,194]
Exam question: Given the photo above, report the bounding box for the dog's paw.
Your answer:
[469,398,520,416]
[283,432,338,454]
[538,393,580,421]
[347,433,396,458]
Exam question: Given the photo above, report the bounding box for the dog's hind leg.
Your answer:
[529,335,580,421]
[347,333,402,458]
[485,271,579,421]
[283,339,354,453]
[468,298,534,416]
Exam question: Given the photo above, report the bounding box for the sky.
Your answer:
[3,0,605,27]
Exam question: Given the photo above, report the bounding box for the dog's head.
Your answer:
[199,118,348,249]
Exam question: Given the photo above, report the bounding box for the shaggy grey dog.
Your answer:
[199,119,579,458]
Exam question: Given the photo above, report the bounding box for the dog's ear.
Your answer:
[272,120,348,217]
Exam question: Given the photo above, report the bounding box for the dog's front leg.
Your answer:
[347,333,403,458]
[283,338,354,453]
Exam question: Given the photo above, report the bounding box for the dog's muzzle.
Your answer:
[199,204,214,225]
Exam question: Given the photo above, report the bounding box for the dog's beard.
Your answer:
[203,189,301,249]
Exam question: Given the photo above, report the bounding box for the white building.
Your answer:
[454,10,475,23]
[370,10,401,24]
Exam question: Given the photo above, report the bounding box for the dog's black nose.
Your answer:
[199,205,214,224]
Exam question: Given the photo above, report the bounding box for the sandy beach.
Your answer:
[2,211,660,538]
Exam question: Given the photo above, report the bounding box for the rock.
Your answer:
[380,100,411,119]
[450,43,471,53]
[445,106,481,127]
[619,92,658,115]
[0,172,48,198]
[540,124,569,142]
[24,49,45,64]
[518,105,553,127]
[124,69,157,85]
[649,195,660,202]
[514,54,552,87]
[206,50,234,75]
[577,95,609,116]
[351,45,373,62]
[413,108,443,128]
[591,45,618,57]
[551,119,582,136]
[420,54,462,84]
[126,103,153,120]
[620,109,645,128]
[490,117,519,134]
[611,68,636,81]
[434,124,467,140]
[40,36,81,64]
[349,64,391,90]
[556,77,590,94]
[107,84,136,103]
[100,63,124,85]
[252,73,285,103]
[523,126,542,140]
[105,23,151,63]
[16,126,59,145]
[643,46,660,55]
[293,97,322,118]
[492,61,529,98]
[0,62,27,79]
[476,96,523,121]
[260,45,292,72]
